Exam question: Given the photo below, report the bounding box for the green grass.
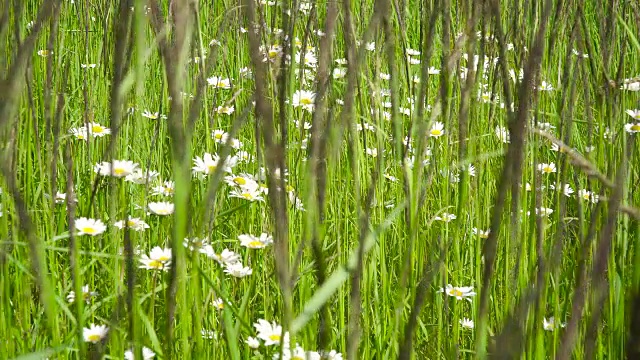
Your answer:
[1,0,640,359]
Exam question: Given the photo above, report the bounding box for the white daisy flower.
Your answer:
[83,324,108,343]
[148,201,174,215]
[439,284,476,301]
[139,246,172,271]
[224,262,253,278]
[75,217,107,236]
[238,233,273,249]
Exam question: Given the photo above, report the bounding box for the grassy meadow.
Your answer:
[1,0,640,359]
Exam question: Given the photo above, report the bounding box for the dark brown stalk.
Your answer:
[476,0,555,354]
[0,0,59,128]
[244,0,293,343]
[304,0,339,351]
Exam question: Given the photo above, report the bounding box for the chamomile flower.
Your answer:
[70,127,89,140]
[621,80,640,91]
[333,68,346,79]
[216,105,235,115]
[225,173,259,189]
[212,129,229,143]
[246,336,261,349]
[183,237,211,252]
[278,346,321,360]
[37,49,51,57]
[142,110,160,120]
[429,122,445,137]
[439,284,476,301]
[54,191,78,204]
[212,298,225,310]
[323,350,344,360]
[201,329,217,339]
[124,347,156,359]
[94,160,139,178]
[125,169,160,184]
[236,151,252,163]
[192,153,237,175]
[87,122,110,137]
[578,189,599,203]
[434,212,456,222]
[537,163,556,174]
[624,123,640,134]
[207,76,231,89]
[543,317,565,331]
[152,181,175,196]
[83,324,108,343]
[148,201,174,215]
[208,248,241,266]
[625,109,640,120]
[561,183,574,197]
[239,233,273,249]
[365,148,378,157]
[472,228,490,238]
[460,318,474,329]
[538,81,554,91]
[139,246,172,271]
[254,319,289,346]
[535,207,554,217]
[495,126,510,143]
[229,187,264,202]
[114,218,150,232]
[292,90,316,112]
[67,285,97,303]
[224,262,253,278]
[75,217,107,236]
[427,66,441,75]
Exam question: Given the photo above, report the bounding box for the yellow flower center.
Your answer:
[285,185,294,192]
[234,177,246,185]
[248,241,263,248]
[542,166,552,173]
[268,334,281,341]
[479,233,489,239]
[113,168,126,176]
[82,227,96,234]
[148,260,162,268]
[217,81,226,88]
[430,129,442,136]
[127,220,137,226]
[241,193,254,200]
[214,133,223,139]
[300,97,313,105]
[157,255,170,262]
[92,125,104,133]
[268,51,278,58]
[87,334,101,342]
[208,165,217,173]
[449,289,463,297]
[631,124,640,131]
